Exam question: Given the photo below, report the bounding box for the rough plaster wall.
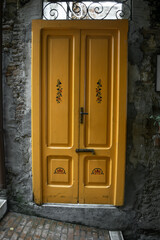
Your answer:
[2,0,41,203]
[124,0,160,239]
[2,0,160,239]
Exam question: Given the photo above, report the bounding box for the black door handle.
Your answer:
[80,107,88,124]
[76,149,95,155]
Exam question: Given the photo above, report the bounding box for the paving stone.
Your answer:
[0,212,110,240]
[41,229,49,238]
[10,233,18,240]
[47,231,54,238]
[80,230,86,237]
[15,225,24,233]
[0,231,5,239]
[34,228,42,237]
[61,234,67,240]
[62,226,68,234]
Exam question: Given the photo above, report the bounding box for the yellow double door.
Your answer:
[32,20,128,205]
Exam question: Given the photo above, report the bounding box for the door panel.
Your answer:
[79,29,118,204]
[47,36,73,147]
[47,156,72,185]
[41,29,80,203]
[84,157,111,186]
[85,34,112,147]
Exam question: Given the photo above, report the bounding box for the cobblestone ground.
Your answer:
[0,212,110,240]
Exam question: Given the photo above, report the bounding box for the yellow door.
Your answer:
[79,30,117,204]
[32,20,128,205]
[41,29,80,203]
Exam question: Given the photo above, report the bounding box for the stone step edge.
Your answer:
[42,203,116,209]
[109,231,124,240]
[0,199,7,220]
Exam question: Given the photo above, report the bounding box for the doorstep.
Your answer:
[0,199,7,220]
[31,203,127,230]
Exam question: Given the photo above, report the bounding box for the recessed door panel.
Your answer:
[84,157,111,186]
[47,36,73,147]
[85,36,112,148]
[79,155,113,204]
[47,156,72,185]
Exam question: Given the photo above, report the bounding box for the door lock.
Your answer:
[80,107,88,124]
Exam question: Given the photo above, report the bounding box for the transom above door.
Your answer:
[32,20,128,205]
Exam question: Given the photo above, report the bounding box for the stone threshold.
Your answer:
[33,203,127,233]
[0,199,7,220]
[42,203,116,209]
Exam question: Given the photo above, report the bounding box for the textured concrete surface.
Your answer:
[0,212,110,240]
[10,204,130,230]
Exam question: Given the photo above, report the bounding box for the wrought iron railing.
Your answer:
[43,0,132,20]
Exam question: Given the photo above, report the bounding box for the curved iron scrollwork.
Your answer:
[43,0,132,20]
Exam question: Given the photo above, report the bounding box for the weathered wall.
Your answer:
[2,0,41,204]
[2,0,160,239]
[124,0,160,239]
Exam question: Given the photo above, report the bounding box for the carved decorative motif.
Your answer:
[43,0,132,20]
[54,167,66,174]
[56,79,63,103]
[96,79,102,103]
[91,168,104,175]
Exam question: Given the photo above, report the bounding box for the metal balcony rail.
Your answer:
[43,0,132,20]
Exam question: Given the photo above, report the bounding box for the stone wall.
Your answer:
[2,0,41,203]
[124,0,160,239]
[2,0,160,239]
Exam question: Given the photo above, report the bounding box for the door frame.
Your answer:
[32,20,128,205]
